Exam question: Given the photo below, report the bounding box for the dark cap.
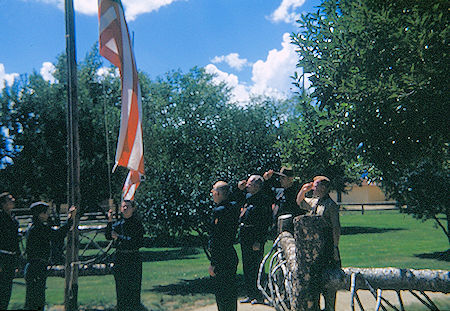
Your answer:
[29,201,49,215]
[275,167,294,178]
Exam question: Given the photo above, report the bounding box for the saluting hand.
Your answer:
[238,180,247,191]
[263,169,274,180]
[296,182,313,205]
[208,265,216,277]
[107,209,114,222]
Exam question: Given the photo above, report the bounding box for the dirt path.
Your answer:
[195,290,450,311]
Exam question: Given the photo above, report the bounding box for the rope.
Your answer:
[257,235,294,311]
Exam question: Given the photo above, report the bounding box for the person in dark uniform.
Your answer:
[24,202,76,310]
[208,181,240,311]
[263,167,307,231]
[105,200,144,311]
[238,175,272,305]
[0,192,20,310]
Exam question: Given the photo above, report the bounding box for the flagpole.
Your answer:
[64,0,81,310]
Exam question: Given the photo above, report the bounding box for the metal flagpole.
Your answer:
[64,0,81,310]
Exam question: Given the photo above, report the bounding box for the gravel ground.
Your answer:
[194,290,450,311]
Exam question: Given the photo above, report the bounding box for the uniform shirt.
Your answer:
[208,200,240,268]
[300,194,341,250]
[25,220,71,262]
[239,191,272,245]
[274,181,307,218]
[0,210,20,270]
[0,210,20,255]
[300,195,340,228]
[105,214,144,251]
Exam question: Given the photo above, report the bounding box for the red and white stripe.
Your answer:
[98,0,144,199]
[122,170,141,201]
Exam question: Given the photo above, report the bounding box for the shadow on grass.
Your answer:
[415,249,450,262]
[76,247,203,264]
[79,308,115,311]
[141,247,202,262]
[148,274,246,296]
[341,226,403,235]
[148,276,214,295]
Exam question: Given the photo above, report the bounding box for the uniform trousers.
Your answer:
[213,267,237,311]
[113,251,143,311]
[24,260,48,310]
[212,249,238,311]
[0,258,15,310]
[241,240,265,300]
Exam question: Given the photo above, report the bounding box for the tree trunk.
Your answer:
[278,232,298,308]
[447,208,450,245]
[324,267,450,293]
[292,215,328,310]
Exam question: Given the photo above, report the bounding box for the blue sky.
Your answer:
[0,0,320,103]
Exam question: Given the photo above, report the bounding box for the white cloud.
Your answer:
[31,0,181,21]
[206,33,311,104]
[96,66,120,80]
[270,0,306,24]
[40,62,57,83]
[211,53,249,71]
[122,0,182,21]
[0,64,19,90]
[205,64,250,103]
[250,32,299,98]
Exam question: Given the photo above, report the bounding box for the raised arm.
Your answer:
[296,182,314,206]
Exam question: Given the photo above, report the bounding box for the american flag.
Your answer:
[98,0,144,200]
[122,169,141,201]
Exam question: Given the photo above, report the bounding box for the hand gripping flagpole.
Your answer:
[64,0,81,310]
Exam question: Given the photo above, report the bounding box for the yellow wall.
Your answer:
[330,182,388,203]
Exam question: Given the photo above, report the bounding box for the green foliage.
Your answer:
[0,68,67,205]
[292,0,449,241]
[137,67,282,240]
[0,46,126,209]
[277,95,362,193]
[0,47,283,240]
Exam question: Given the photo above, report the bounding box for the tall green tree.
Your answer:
[292,0,449,242]
[1,48,284,243]
[0,70,67,206]
[277,95,362,196]
[0,47,124,210]
[137,68,282,242]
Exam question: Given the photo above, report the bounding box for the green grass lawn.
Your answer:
[340,211,449,269]
[8,210,449,310]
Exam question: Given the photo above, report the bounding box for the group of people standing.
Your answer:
[207,167,341,311]
[0,192,141,311]
[0,193,76,311]
[0,166,341,311]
